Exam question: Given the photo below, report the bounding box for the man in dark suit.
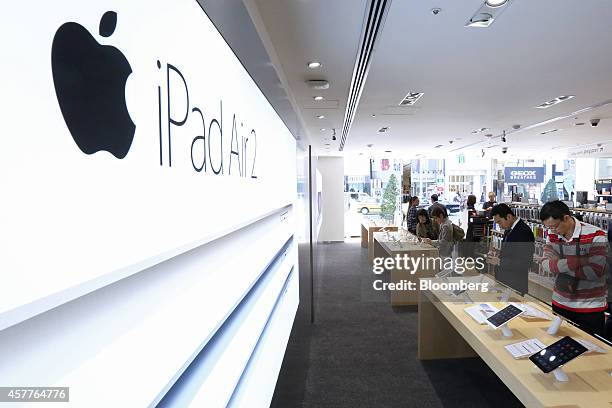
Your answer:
[428,194,448,218]
[491,203,535,294]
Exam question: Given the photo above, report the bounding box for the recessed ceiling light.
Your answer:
[372,114,376,117]
[367,144,374,148]
[574,122,585,126]
[486,0,508,7]
[308,61,322,69]
[379,126,389,133]
[385,150,392,153]
[485,134,493,138]
[434,144,444,148]
[313,96,324,101]
[320,128,327,132]
[325,143,331,146]
[316,115,325,119]
[535,95,575,109]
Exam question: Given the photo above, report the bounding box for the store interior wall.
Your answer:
[317,156,346,242]
[576,158,597,199]
[0,0,301,406]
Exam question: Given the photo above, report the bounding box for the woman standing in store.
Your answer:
[406,196,419,234]
[422,207,454,258]
[416,209,438,240]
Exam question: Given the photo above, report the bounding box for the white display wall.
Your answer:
[0,0,295,327]
[0,0,298,406]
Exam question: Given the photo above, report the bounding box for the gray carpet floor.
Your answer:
[271,241,524,408]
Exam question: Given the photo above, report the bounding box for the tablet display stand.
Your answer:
[547,316,563,336]
[500,288,512,302]
[499,323,513,338]
[552,367,569,382]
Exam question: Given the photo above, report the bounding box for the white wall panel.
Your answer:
[0,209,294,407]
[0,0,296,328]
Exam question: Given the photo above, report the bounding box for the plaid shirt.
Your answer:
[407,205,418,231]
[542,218,609,312]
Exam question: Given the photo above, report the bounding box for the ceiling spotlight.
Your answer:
[385,150,392,153]
[486,0,509,7]
[332,129,337,141]
[316,115,325,119]
[372,114,376,117]
[481,149,485,157]
[313,96,324,101]
[320,128,327,132]
[512,124,521,130]
[501,130,507,143]
[308,61,322,69]
[485,134,493,138]
[367,144,374,148]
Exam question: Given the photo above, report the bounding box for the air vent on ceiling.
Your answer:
[339,0,392,151]
[399,92,424,106]
[535,95,575,109]
[465,0,513,28]
[379,126,389,133]
[471,127,490,134]
[307,79,330,90]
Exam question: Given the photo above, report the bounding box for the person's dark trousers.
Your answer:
[552,304,605,337]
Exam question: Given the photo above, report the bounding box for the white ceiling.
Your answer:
[247,0,612,158]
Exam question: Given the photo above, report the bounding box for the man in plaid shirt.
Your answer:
[540,200,609,336]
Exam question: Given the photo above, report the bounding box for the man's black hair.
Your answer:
[540,200,571,221]
[491,203,514,219]
[410,196,419,205]
[431,194,438,202]
[431,206,447,218]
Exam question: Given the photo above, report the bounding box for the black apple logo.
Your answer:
[52,11,135,159]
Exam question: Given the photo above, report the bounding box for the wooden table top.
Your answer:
[372,231,438,255]
[423,277,612,408]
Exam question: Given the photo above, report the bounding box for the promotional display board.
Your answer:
[0,0,296,323]
[504,167,545,184]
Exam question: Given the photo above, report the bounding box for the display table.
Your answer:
[372,231,439,306]
[360,219,398,261]
[418,275,612,408]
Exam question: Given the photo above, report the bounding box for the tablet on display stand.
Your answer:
[486,304,524,337]
[528,336,588,382]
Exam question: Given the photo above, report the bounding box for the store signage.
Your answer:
[0,1,296,316]
[504,167,545,183]
[568,144,611,158]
